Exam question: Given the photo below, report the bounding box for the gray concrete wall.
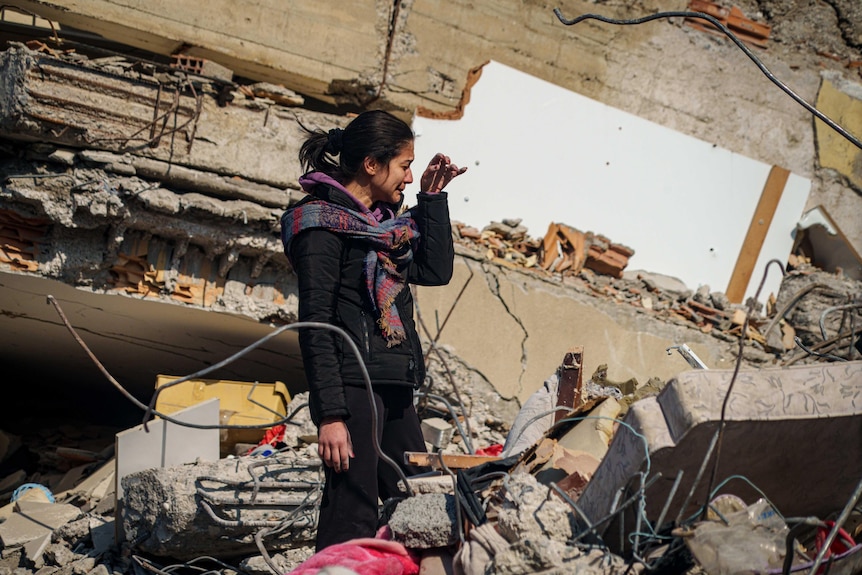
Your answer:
[417,252,740,404]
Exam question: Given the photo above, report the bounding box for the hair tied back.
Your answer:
[326,128,344,155]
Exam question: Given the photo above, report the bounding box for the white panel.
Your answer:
[409,61,811,303]
[115,398,220,501]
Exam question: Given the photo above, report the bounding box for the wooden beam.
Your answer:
[726,165,790,303]
[404,452,501,469]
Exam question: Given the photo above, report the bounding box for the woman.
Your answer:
[280,110,466,550]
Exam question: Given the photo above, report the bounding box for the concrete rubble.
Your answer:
[121,451,322,558]
[4,358,858,575]
[0,8,860,575]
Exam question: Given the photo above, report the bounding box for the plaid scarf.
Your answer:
[281,200,420,347]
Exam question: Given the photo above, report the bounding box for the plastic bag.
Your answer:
[685,498,789,575]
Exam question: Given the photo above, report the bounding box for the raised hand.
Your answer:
[420,152,467,194]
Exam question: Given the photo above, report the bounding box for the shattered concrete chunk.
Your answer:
[489,538,631,575]
[388,493,457,549]
[120,454,321,558]
[496,471,574,544]
[239,548,314,575]
[54,516,91,546]
[86,565,111,575]
[44,543,77,568]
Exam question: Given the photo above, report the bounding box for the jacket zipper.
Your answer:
[359,309,371,361]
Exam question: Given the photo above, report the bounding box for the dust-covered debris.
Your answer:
[387,493,458,549]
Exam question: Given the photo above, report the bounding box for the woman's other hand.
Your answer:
[318,417,354,473]
[420,152,467,194]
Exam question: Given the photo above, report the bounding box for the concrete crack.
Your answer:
[481,262,529,395]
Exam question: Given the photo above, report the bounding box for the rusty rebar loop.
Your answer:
[90,84,189,148]
[45,295,414,496]
[700,258,785,520]
[89,76,201,152]
[552,9,862,150]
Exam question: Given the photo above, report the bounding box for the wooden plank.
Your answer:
[726,165,790,303]
[404,452,501,469]
[541,222,560,269]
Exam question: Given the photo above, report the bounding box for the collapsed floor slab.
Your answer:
[577,360,862,547]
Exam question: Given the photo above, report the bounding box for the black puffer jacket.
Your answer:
[283,181,454,425]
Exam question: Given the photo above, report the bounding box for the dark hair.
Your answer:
[298,110,414,182]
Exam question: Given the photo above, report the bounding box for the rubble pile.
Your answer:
[0,253,856,575]
[0,299,857,575]
[0,24,859,575]
[452,219,862,366]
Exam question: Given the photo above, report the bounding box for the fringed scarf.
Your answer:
[281,200,420,347]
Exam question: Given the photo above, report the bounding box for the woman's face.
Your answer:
[369,140,414,205]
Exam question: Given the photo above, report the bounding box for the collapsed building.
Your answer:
[0,1,860,574]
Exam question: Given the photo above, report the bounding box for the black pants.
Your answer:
[315,384,428,551]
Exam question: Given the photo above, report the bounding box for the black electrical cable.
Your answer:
[553,8,862,151]
[47,295,414,496]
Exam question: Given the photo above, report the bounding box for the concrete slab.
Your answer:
[0,502,81,547]
[22,532,51,568]
[578,360,862,530]
[55,458,115,500]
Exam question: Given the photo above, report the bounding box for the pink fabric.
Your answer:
[287,538,420,575]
